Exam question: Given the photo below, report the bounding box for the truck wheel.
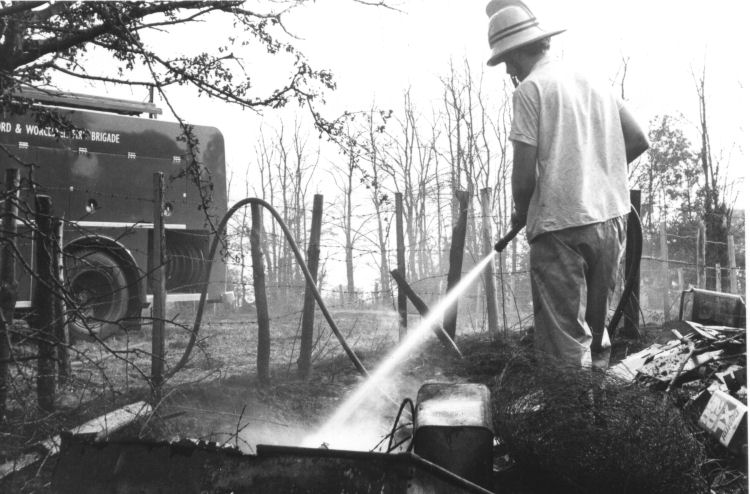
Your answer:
[65,249,130,339]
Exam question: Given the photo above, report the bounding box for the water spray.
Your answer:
[304,252,498,449]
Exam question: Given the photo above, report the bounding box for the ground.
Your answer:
[0,306,747,493]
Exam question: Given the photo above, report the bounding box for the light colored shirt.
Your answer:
[509,55,629,241]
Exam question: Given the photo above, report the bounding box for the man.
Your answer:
[486,1,649,368]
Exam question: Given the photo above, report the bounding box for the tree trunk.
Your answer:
[251,204,270,383]
[298,194,322,379]
[480,189,499,339]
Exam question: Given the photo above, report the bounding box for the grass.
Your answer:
[0,304,746,493]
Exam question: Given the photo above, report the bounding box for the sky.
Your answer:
[149,0,746,194]
[58,0,747,290]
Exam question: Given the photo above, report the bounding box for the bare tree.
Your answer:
[382,90,418,280]
[360,106,393,305]
[269,119,319,302]
[693,61,731,289]
[327,134,370,303]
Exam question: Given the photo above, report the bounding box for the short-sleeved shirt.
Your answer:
[509,54,629,241]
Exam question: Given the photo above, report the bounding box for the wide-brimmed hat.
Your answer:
[486,0,565,66]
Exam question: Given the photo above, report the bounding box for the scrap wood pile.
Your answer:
[611,320,746,455]
[491,289,747,494]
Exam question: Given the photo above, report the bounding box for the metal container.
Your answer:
[679,288,746,328]
[413,382,494,490]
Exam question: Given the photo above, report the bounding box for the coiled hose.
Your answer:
[165,197,368,380]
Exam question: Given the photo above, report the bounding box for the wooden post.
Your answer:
[480,188,499,339]
[443,190,470,339]
[390,270,462,358]
[250,204,270,383]
[622,189,641,338]
[53,219,69,380]
[677,268,684,291]
[715,263,722,293]
[0,169,19,418]
[150,173,166,402]
[697,221,706,289]
[298,195,322,379]
[660,220,670,322]
[497,237,508,339]
[395,193,407,340]
[728,234,738,294]
[34,195,56,412]
[510,237,517,308]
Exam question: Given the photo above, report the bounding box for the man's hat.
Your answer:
[486,0,565,66]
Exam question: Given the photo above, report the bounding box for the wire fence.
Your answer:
[224,211,746,334]
[0,175,745,458]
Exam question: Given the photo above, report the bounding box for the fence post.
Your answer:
[728,234,738,294]
[34,195,56,412]
[497,241,508,339]
[623,189,641,337]
[53,218,69,380]
[250,203,270,383]
[480,188,499,339]
[150,173,166,402]
[395,193,407,340]
[298,195,322,379]
[697,221,706,289]
[390,269,461,356]
[510,236,517,320]
[677,268,684,292]
[0,169,19,418]
[660,220,670,322]
[443,190,470,339]
[715,263,722,293]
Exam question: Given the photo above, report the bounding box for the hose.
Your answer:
[607,205,643,334]
[386,398,415,453]
[165,197,369,381]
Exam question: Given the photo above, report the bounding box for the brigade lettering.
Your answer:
[0,121,121,144]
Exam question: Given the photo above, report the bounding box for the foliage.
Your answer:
[632,114,699,231]
[0,1,375,133]
[632,112,743,292]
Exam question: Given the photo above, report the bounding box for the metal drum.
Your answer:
[413,382,494,490]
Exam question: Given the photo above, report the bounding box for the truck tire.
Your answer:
[65,249,131,339]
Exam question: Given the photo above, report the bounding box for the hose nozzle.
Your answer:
[495,225,523,253]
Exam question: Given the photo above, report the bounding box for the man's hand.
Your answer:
[511,207,527,230]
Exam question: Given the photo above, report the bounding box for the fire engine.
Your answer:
[0,89,230,337]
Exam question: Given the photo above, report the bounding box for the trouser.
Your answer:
[529,215,627,369]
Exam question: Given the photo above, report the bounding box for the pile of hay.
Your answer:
[491,352,707,494]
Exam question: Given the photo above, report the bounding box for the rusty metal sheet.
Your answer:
[52,434,494,494]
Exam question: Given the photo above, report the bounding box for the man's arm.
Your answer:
[511,140,537,227]
[620,106,649,164]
